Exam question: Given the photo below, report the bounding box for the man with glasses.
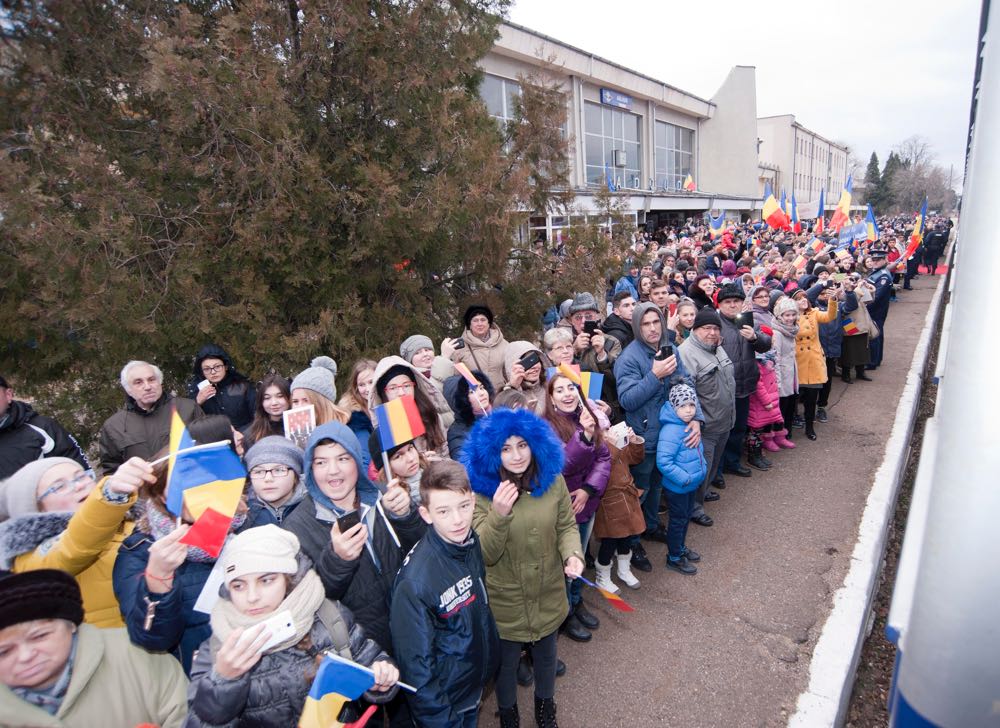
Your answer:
[0,375,90,480]
[97,360,203,476]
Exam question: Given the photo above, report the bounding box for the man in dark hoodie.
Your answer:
[184,344,257,429]
[602,291,637,349]
[613,302,703,568]
[0,375,90,479]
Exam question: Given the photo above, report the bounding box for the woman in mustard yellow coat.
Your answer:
[0,456,153,627]
[792,286,839,441]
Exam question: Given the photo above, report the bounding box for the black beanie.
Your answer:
[716,283,746,302]
[375,365,416,402]
[0,569,84,630]
[463,304,494,329]
[693,307,723,329]
[368,429,409,468]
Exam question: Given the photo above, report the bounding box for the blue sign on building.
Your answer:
[600,88,632,110]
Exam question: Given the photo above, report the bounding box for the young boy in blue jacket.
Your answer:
[656,383,708,575]
[390,460,500,727]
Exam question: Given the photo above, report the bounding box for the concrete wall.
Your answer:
[699,66,760,199]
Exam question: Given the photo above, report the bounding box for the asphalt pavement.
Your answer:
[478,273,938,727]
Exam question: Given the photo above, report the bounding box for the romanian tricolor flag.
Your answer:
[453,362,480,389]
[792,254,808,272]
[843,318,861,336]
[374,395,426,451]
[164,409,246,557]
[762,183,788,230]
[790,194,801,233]
[577,575,634,612]
[780,188,792,230]
[299,654,378,728]
[814,188,826,234]
[809,238,826,254]
[902,197,928,262]
[833,246,851,264]
[547,364,604,401]
[865,203,880,242]
[828,175,853,232]
[708,210,726,239]
[683,174,696,192]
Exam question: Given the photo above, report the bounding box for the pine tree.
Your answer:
[864,152,881,209]
[879,152,904,212]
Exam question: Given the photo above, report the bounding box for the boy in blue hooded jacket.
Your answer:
[656,383,708,575]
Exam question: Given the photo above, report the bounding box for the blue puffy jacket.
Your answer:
[112,530,213,675]
[390,527,500,727]
[808,285,859,359]
[656,401,708,494]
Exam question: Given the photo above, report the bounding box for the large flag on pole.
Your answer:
[866,203,880,242]
[791,193,801,234]
[814,187,826,234]
[708,210,726,239]
[762,183,789,230]
[683,174,696,192]
[901,197,929,262]
[828,175,853,232]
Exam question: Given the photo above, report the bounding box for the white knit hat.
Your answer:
[774,297,799,318]
[219,525,300,584]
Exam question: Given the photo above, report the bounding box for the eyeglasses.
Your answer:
[384,382,415,395]
[38,469,96,501]
[202,363,225,374]
[249,466,291,480]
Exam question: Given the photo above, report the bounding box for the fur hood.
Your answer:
[460,409,564,500]
[368,355,451,420]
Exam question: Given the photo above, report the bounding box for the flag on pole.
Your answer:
[780,188,793,230]
[842,318,861,336]
[791,193,801,233]
[576,575,635,612]
[453,362,480,389]
[164,410,246,518]
[762,184,789,230]
[547,364,604,401]
[901,198,928,262]
[605,163,615,192]
[683,174,696,192]
[833,246,851,263]
[828,175,853,232]
[792,254,808,272]
[708,211,726,239]
[814,188,826,234]
[809,238,826,254]
[374,396,426,451]
[866,204,880,242]
[299,654,378,728]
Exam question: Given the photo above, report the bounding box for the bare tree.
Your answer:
[894,136,935,168]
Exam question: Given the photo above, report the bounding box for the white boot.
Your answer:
[594,560,619,594]
[616,552,641,590]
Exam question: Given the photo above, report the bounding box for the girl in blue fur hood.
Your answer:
[462,408,583,728]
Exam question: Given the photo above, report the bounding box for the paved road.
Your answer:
[479,274,939,727]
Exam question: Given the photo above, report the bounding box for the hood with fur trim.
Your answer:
[367,355,452,421]
[460,408,564,500]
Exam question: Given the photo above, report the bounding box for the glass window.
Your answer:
[653,120,694,191]
[479,73,521,124]
[584,101,643,190]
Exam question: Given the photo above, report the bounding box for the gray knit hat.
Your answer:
[668,383,698,410]
[399,335,433,364]
[244,436,304,475]
[290,356,338,403]
[569,292,601,314]
[0,457,82,520]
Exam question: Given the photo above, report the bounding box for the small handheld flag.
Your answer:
[792,254,808,272]
[762,183,789,230]
[843,318,861,336]
[453,362,480,388]
[548,364,604,402]
[299,654,375,728]
[576,575,635,612]
[374,395,426,451]
[865,203,880,242]
[708,211,726,239]
[809,238,826,254]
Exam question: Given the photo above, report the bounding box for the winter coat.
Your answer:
[809,287,856,359]
[656,401,708,494]
[613,302,701,453]
[443,370,496,461]
[501,341,547,413]
[553,410,611,524]
[601,312,634,349]
[613,274,639,302]
[462,409,583,643]
[677,334,736,436]
[0,624,188,728]
[0,485,137,628]
[98,394,203,476]
[553,321,624,422]
[346,409,374,470]
[451,325,510,391]
[282,423,426,655]
[866,268,894,323]
[390,527,500,727]
[185,345,257,430]
[748,362,784,429]
[243,484,305,528]
[0,401,90,480]
[112,528,215,675]
[719,313,772,398]
[689,287,715,310]
[771,324,799,397]
[368,356,451,460]
[185,602,394,728]
[592,439,645,539]
[796,301,839,385]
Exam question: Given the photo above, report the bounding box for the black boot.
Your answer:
[855,366,873,382]
[574,601,599,630]
[746,441,771,471]
[534,696,558,728]
[630,542,652,572]
[559,613,591,642]
[805,423,817,441]
[499,704,520,728]
[841,369,853,383]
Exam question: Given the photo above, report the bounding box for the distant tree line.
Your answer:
[862,136,958,213]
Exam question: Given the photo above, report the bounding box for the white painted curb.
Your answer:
[787,265,950,728]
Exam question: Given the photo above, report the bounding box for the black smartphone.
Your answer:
[519,351,541,370]
[583,321,599,335]
[735,311,755,328]
[452,338,466,350]
[336,510,361,533]
[655,345,671,360]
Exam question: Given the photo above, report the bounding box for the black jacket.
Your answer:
[601,313,634,349]
[98,394,202,476]
[0,401,90,479]
[719,313,773,399]
[390,528,500,726]
[282,494,425,655]
[185,344,257,429]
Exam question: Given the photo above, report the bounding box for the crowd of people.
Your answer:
[0,211,951,728]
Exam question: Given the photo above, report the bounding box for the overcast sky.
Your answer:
[508,0,981,190]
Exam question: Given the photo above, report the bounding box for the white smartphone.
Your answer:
[197,379,213,395]
[236,610,296,653]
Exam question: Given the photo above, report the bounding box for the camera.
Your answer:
[519,351,541,371]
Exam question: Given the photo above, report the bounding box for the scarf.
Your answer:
[145,504,246,563]
[210,569,326,655]
[13,633,76,715]
[771,318,800,338]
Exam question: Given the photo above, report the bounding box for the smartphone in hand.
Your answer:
[336,510,362,533]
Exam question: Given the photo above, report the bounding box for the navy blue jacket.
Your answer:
[866,269,893,323]
[390,528,500,726]
[112,530,214,675]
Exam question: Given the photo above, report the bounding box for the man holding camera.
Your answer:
[716,284,773,480]
[614,302,701,564]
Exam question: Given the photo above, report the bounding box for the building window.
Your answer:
[480,73,521,124]
[654,120,694,191]
[584,101,642,189]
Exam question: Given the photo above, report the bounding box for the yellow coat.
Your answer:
[795,301,839,386]
[12,484,136,627]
